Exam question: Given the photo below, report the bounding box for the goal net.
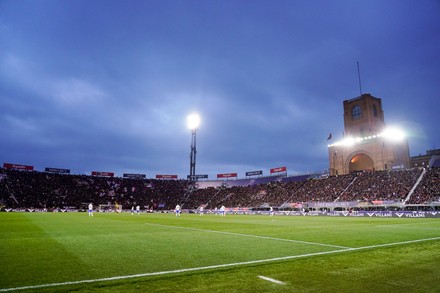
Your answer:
[98,203,122,213]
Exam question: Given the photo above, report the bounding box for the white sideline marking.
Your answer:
[144,222,350,249]
[376,224,440,231]
[1,236,439,292]
[258,275,286,285]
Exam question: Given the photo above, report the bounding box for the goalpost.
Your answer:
[98,203,122,213]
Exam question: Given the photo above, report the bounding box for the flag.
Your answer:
[327,133,332,140]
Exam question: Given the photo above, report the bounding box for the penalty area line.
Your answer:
[1,236,440,292]
[144,222,350,249]
[258,275,286,285]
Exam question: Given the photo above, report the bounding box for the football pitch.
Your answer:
[1,212,439,292]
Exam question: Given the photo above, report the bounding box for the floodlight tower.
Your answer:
[187,113,200,181]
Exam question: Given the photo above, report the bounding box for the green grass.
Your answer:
[1,213,439,292]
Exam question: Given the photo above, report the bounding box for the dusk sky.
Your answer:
[1,0,439,179]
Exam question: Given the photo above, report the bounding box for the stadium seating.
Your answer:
[0,167,439,211]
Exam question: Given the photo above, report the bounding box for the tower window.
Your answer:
[352,105,361,120]
[372,105,378,117]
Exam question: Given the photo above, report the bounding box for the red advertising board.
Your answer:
[156,174,178,179]
[217,173,238,179]
[91,171,114,177]
[3,163,34,171]
[270,166,287,174]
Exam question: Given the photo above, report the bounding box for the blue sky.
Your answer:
[1,0,439,178]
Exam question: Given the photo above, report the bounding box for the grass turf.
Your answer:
[1,212,439,292]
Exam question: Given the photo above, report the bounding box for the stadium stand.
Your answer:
[337,169,422,203]
[407,168,440,204]
[430,156,440,168]
[0,167,439,212]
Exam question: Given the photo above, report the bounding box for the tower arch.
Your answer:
[347,151,374,173]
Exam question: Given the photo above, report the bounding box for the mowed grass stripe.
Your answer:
[0,214,94,288]
[144,222,351,249]
[1,213,440,292]
[1,213,336,289]
[1,236,440,292]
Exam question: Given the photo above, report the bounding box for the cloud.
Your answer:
[1,0,439,178]
[51,78,106,106]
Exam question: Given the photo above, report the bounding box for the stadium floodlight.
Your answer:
[381,127,405,142]
[328,126,406,148]
[341,137,356,147]
[187,113,201,131]
[187,113,201,181]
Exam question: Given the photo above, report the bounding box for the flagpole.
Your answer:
[357,61,363,96]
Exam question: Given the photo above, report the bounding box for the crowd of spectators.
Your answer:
[288,175,356,203]
[0,167,438,211]
[0,169,190,210]
[407,168,440,204]
[338,168,423,203]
